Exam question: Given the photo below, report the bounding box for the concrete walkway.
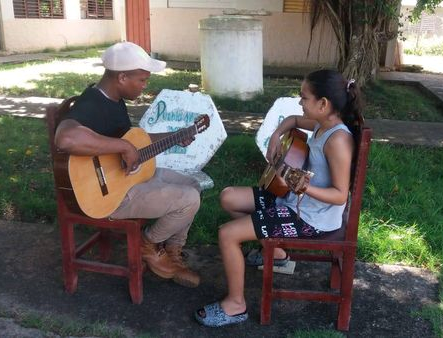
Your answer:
[218,110,443,147]
[379,71,443,105]
[0,49,90,63]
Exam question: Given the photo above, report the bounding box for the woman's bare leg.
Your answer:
[220,186,255,219]
[218,215,257,315]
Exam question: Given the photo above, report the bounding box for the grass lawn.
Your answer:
[0,54,442,337]
[1,115,442,271]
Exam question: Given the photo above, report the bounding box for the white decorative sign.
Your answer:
[139,89,227,172]
[255,97,313,158]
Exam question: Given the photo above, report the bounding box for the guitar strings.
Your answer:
[138,125,195,162]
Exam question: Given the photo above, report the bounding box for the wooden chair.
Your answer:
[260,127,372,331]
[45,96,146,304]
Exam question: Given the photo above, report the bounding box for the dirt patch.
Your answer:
[0,220,438,337]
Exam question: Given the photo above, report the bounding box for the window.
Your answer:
[80,0,113,20]
[283,0,311,13]
[13,0,64,19]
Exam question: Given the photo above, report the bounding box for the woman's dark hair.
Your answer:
[305,69,364,140]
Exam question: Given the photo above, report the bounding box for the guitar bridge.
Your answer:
[93,156,109,196]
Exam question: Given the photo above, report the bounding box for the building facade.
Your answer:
[0,0,397,70]
[0,0,124,53]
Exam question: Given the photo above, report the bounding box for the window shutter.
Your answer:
[81,0,114,19]
[283,0,311,13]
[13,0,64,19]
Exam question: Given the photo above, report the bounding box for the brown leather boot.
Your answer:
[165,244,200,288]
[141,237,177,279]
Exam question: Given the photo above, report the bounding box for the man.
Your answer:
[55,41,201,288]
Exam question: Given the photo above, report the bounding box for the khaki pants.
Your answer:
[110,168,201,246]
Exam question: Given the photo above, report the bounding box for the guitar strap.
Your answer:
[295,194,305,221]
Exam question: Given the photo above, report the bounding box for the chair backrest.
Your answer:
[45,96,83,214]
[344,127,372,241]
[46,97,77,155]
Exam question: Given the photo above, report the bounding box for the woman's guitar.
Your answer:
[55,115,210,219]
[258,128,312,197]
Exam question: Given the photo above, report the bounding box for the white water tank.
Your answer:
[199,15,263,100]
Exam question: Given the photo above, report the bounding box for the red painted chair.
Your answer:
[45,97,146,304]
[260,127,372,331]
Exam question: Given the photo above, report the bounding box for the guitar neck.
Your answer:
[138,125,197,163]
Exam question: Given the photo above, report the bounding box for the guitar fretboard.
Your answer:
[138,125,197,163]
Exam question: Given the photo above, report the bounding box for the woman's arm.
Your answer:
[304,130,354,205]
[266,115,316,164]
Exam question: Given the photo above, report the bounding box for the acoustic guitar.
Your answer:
[57,114,210,219]
[258,128,311,197]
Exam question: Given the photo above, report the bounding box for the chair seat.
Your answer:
[262,226,352,253]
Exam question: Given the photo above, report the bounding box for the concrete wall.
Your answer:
[401,5,443,36]
[3,20,120,52]
[0,0,124,53]
[261,14,337,67]
[150,0,283,11]
[150,8,338,68]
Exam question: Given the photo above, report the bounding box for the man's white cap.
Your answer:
[101,41,166,73]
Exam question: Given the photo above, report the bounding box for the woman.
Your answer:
[195,69,364,327]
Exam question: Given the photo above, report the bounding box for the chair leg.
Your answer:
[126,225,143,304]
[98,229,112,262]
[60,221,78,293]
[336,251,356,331]
[330,251,342,290]
[260,243,275,325]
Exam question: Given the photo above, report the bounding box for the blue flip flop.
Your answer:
[194,302,248,327]
[245,248,289,267]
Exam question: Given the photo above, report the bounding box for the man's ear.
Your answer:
[117,72,127,84]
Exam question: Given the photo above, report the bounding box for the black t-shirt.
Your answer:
[66,86,131,138]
